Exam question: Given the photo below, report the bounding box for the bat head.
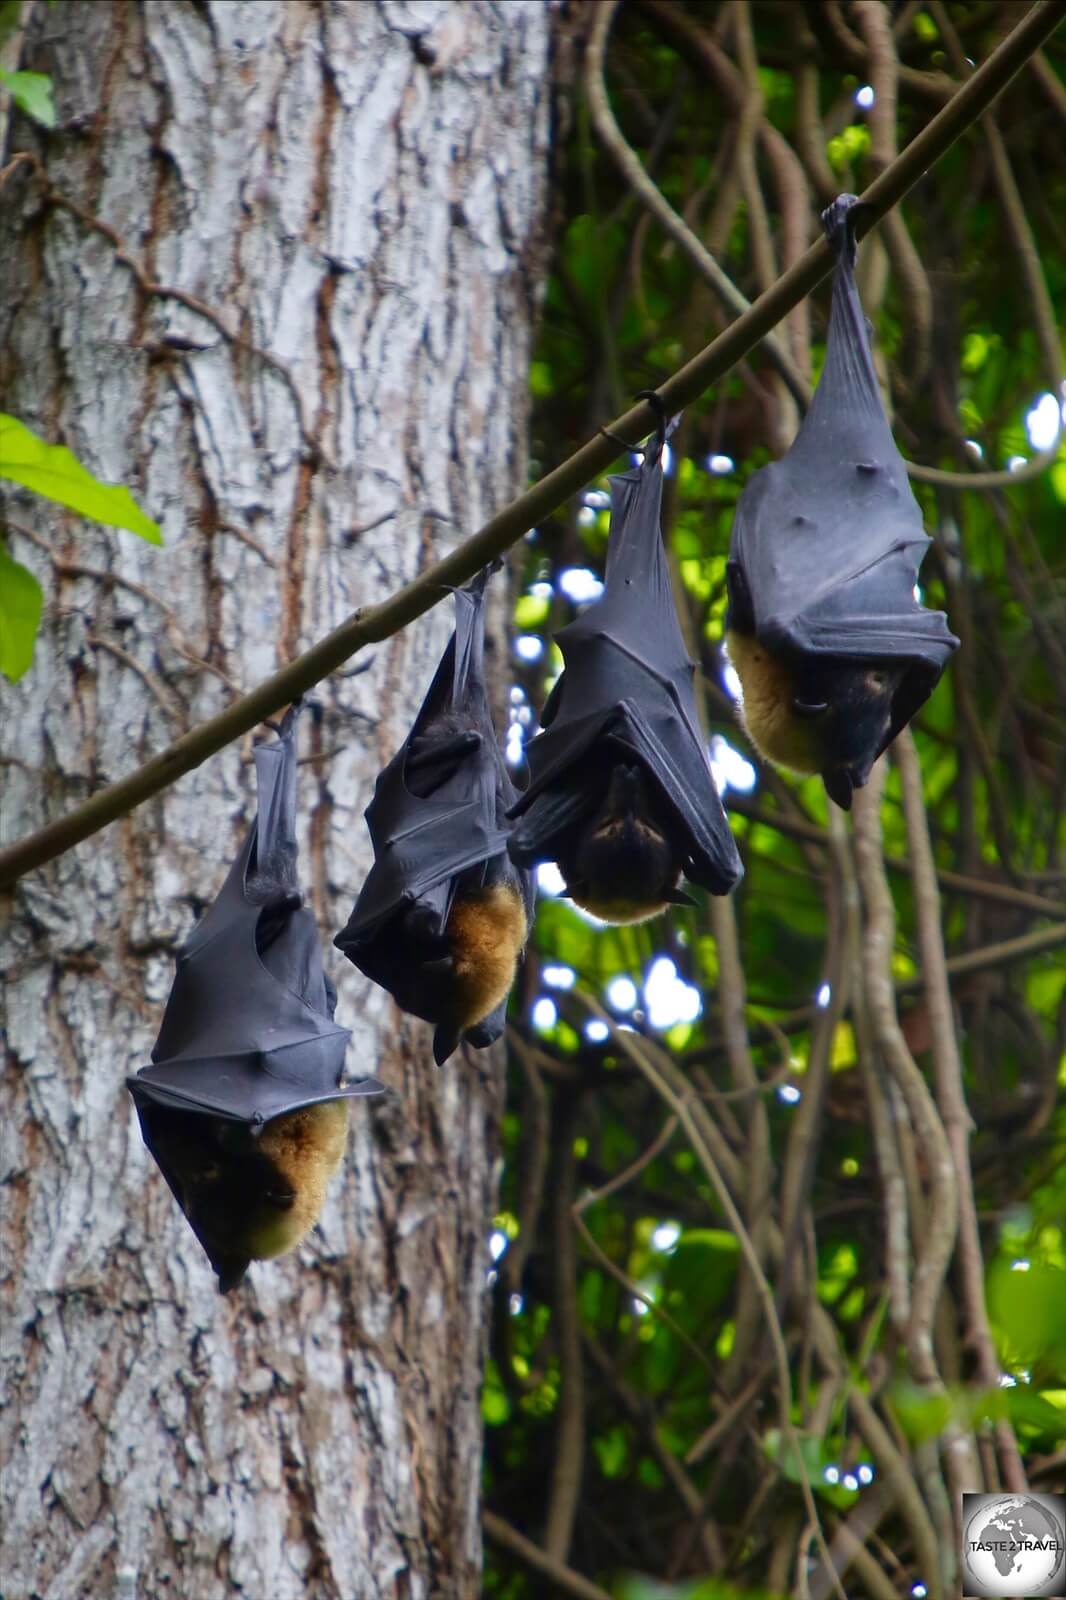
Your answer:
[792,658,906,809]
[136,1099,353,1293]
[563,763,683,924]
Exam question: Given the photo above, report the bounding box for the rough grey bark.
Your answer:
[0,3,550,1596]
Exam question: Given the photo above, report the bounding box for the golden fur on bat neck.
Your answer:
[244,1099,351,1260]
[725,629,822,774]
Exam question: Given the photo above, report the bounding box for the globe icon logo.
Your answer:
[963,1493,1065,1598]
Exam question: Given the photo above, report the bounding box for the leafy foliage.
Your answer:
[0,66,54,128]
[0,414,161,680]
[485,6,1066,1597]
[0,538,42,682]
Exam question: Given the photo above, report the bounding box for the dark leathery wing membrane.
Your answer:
[507,421,743,913]
[334,564,534,1064]
[725,193,959,807]
[127,703,382,1288]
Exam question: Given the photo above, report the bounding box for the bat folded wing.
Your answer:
[336,781,513,949]
[129,706,382,1130]
[508,697,741,896]
[605,698,742,895]
[129,1042,383,1126]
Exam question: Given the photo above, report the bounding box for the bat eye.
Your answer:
[196,1162,222,1185]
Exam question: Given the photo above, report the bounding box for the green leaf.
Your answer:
[481,1359,511,1426]
[0,543,44,682]
[593,1424,629,1478]
[987,1258,1066,1371]
[0,415,162,544]
[763,1429,861,1510]
[619,1578,784,1600]
[0,66,55,129]
[514,592,550,629]
[661,1230,738,1327]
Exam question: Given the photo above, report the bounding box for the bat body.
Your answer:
[507,425,743,920]
[127,705,383,1292]
[725,194,959,809]
[334,567,534,1065]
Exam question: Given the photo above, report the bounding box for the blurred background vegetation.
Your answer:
[482,4,1065,1597]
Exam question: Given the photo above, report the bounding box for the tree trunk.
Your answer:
[0,3,550,1595]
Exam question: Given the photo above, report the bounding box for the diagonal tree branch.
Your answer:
[1,0,1060,890]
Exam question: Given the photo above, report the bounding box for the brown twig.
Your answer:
[1030,47,1066,118]
[644,0,816,399]
[845,0,1062,488]
[8,525,241,695]
[848,844,914,1337]
[725,793,1065,918]
[854,0,933,394]
[852,763,958,1387]
[776,803,851,1312]
[84,635,186,727]
[895,730,1027,1494]
[583,1331,723,1570]
[821,0,956,103]
[684,1356,779,1467]
[851,764,964,1584]
[544,1094,586,1565]
[571,1114,719,1378]
[812,1490,900,1600]
[576,996,848,1600]
[584,0,810,411]
[4,153,323,462]
[709,892,774,1391]
[483,1510,613,1600]
[785,7,842,203]
[808,1310,945,1600]
[502,1031,552,1299]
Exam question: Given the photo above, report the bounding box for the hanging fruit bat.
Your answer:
[725,193,959,809]
[507,406,743,922]
[334,565,534,1066]
[127,704,383,1293]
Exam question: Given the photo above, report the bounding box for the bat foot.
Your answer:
[633,388,671,455]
